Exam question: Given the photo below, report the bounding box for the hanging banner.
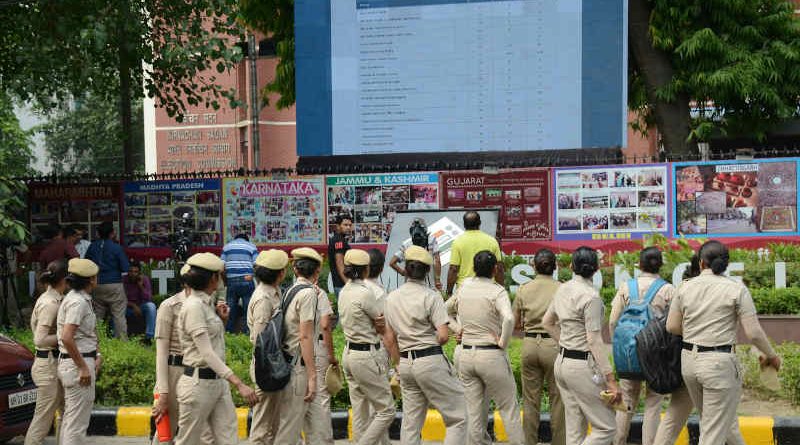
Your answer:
[223,176,326,246]
[673,159,799,237]
[440,169,551,241]
[553,164,669,241]
[326,172,439,244]
[123,179,222,248]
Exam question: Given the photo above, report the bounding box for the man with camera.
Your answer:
[389,218,442,290]
[85,222,130,339]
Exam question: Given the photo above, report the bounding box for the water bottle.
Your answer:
[154,393,172,442]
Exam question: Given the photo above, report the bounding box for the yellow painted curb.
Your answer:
[420,409,447,441]
[739,416,773,445]
[348,408,353,440]
[116,407,152,437]
[236,407,249,439]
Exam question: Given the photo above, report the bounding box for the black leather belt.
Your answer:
[168,355,184,366]
[318,334,324,341]
[401,346,443,359]
[284,352,306,367]
[559,348,589,360]
[183,366,219,379]
[462,344,501,350]
[682,342,734,353]
[525,332,551,338]
[60,350,97,359]
[36,350,61,359]
[348,342,381,351]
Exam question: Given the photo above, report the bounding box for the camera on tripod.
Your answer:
[171,212,194,263]
[409,219,429,250]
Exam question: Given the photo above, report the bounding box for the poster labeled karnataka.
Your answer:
[223,177,326,246]
[674,159,799,236]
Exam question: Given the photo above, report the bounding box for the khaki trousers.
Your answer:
[454,344,491,445]
[92,283,128,340]
[250,361,281,445]
[58,357,96,445]
[174,374,238,445]
[459,347,524,445]
[26,356,63,445]
[680,350,742,445]
[343,345,396,445]
[521,336,565,445]
[554,356,615,445]
[153,365,214,445]
[273,364,311,444]
[614,379,663,445]
[302,341,335,445]
[398,353,466,445]
[653,384,745,445]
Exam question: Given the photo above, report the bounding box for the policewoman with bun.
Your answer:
[174,253,258,445]
[542,247,620,445]
[667,240,780,445]
[57,258,102,445]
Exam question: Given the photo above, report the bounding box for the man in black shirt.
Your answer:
[328,214,353,297]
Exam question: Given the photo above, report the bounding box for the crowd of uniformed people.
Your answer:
[24,210,782,445]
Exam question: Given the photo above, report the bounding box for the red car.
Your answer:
[0,334,36,442]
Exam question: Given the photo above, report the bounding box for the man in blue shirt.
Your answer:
[220,233,258,333]
[86,221,130,339]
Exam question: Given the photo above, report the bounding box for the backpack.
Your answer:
[636,307,683,394]
[253,284,312,392]
[612,277,666,380]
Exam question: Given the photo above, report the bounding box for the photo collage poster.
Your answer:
[326,173,439,244]
[674,160,799,236]
[28,183,121,246]
[554,165,668,240]
[123,179,222,248]
[222,177,326,246]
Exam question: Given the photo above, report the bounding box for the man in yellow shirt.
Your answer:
[446,211,504,297]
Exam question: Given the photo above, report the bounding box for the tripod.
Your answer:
[0,248,23,329]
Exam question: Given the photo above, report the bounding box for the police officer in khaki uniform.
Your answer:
[340,249,396,445]
[57,258,101,445]
[364,248,392,445]
[609,247,675,445]
[666,241,780,445]
[384,246,466,445]
[175,253,258,445]
[448,251,522,445]
[542,247,620,445]
[513,249,565,445]
[26,261,67,445]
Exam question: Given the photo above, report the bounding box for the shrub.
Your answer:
[751,288,800,315]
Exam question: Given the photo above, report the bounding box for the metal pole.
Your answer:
[249,34,260,169]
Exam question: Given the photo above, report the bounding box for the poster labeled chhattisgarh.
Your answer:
[326,172,439,244]
[123,179,222,248]
[29,183,121,246]
[223,177,326,246]
[554,164,668,240]
[673,159,799,237]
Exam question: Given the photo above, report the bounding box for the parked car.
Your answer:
[0,334,35,443]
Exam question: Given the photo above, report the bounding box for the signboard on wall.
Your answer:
[440,169,551,240]
[553,164,669,240]
[223,177,326,246]
[673,159,799,237]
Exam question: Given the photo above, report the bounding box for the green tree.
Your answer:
[0,92,33,243]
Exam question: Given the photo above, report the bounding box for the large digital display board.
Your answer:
[296,0,627,156]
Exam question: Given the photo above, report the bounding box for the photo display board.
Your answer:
[326,172,439,244]
[123,179,222,248]
[440,169,551,240]
[673,159,799,237]
[223,177,326,246]
[28,183,121,245]
[554,164,669,240]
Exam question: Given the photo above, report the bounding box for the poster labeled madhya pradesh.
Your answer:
[326,172,439,244]
[223,177,326,246]
[123,179,222,248]
[554,164,669,240]
[440,169,551,240]
[673,159,799,237]
[29,183,122,246]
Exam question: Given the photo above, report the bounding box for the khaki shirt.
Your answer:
[385,280,448,352]
[57,289,98,354]
[669,269,757,346]
[154,290,187,356]
[513,276,561,334]
[340,280,382,345]
[283,278,318,354]
[449,277,513,346]
[32,287,63,350]
[365,278,387,305]
[247,283,281,345]
[609,272,675,333]
[549,276,604,351]
[178,290,225,368]
[315,287,334,354]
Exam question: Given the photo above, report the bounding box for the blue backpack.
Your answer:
[613,277,667,380]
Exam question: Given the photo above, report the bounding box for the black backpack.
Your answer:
[635,309,683,394]
[253,284,312,392]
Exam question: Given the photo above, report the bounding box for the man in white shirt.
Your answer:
[388,218,442,289]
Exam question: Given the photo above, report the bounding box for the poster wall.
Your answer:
[326,173,439,244]
[223,177,326,246]
[29,183,121,245]
[673,159,799,237]
[440,169,551,240]
[554,164,669,240]
[123,179,222,248]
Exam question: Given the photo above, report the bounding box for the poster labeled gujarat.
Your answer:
[123,179,222,248]
[326,172,439,244]
[440,169,551,240]
[223,176,326,246]
[673,159,799,237]
[553,164,669,240]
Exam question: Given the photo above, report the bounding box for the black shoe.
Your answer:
[142,337,152,346]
